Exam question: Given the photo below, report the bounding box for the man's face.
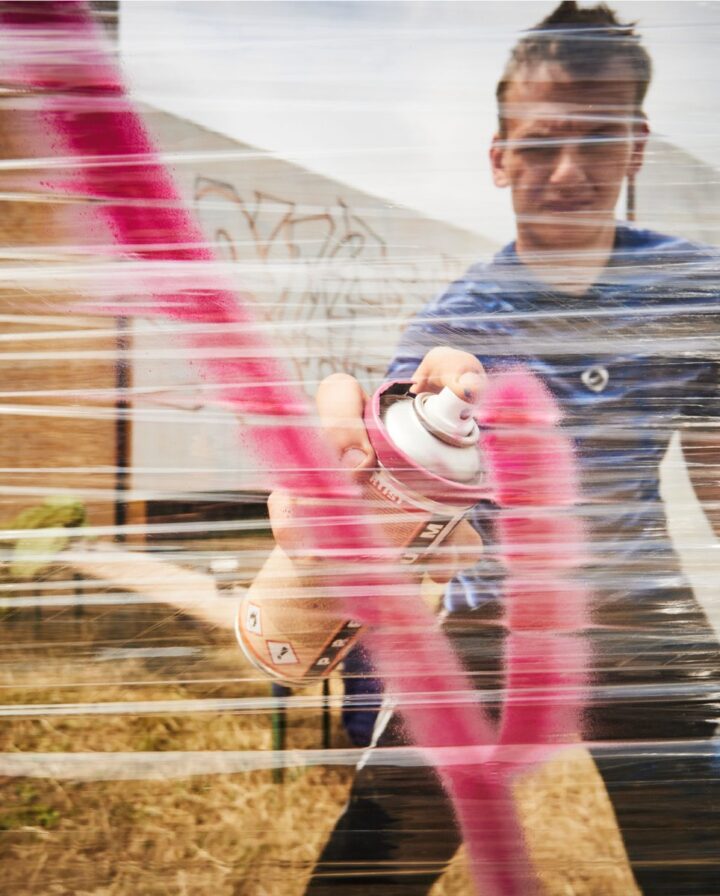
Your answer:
[490,61,648,252]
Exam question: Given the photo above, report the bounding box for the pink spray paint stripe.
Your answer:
[0,4,544,893]
[480,372,589,765]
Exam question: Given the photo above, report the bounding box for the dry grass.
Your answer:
[0,563,638,896]
[1,644,353,896]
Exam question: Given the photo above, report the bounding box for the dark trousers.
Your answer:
[306,592,720,895]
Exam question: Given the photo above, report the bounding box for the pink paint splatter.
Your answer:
[481,371,589,760]
[0,6,588,894]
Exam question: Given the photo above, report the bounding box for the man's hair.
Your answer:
[496,1,652,133]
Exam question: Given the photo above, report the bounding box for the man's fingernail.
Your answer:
[341,447,368,469]
[458,371,484,402]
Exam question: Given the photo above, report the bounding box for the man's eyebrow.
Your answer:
[512,129,553,141]
[591,122,626,132]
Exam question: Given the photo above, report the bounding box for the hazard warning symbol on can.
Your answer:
[245,603,262,635]
[267,640,299,665]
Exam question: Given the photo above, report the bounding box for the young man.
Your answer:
[280,3,720,893]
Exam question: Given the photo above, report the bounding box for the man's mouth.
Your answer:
[541,200,596,214]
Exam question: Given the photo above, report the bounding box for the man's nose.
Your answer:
[549,145,589,188]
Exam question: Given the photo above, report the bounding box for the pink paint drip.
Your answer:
[0,6,589,893]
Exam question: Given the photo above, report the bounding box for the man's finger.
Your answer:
[316,373,375,471]
[411,346,487,403]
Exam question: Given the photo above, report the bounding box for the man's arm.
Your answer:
[679,429,720,539]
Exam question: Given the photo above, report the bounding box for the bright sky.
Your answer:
[120,1,720,244]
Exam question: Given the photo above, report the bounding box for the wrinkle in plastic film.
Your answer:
[0,3,719,896]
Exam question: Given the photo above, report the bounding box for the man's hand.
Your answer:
[410,346,487,404]
[268,348,486,583]
[312,346,487,472]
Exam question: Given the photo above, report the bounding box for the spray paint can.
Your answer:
[236,381,490,683]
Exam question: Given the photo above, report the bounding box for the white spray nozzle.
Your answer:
[421,387,477,440]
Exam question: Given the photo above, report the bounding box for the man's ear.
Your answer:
[629,115,650,178]
[490,133,510,188]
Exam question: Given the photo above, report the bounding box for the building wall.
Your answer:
[0,111,119,523]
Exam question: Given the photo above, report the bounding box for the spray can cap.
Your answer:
[413,387,479,447]
[368,381,489,496]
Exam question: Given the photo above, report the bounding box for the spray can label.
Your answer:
[364,467,468,563]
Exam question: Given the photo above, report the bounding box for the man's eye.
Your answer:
[583,134,626,151]
[585,140,609,154]
[517,142,556,157]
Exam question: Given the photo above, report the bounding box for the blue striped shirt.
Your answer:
[387,225,720,610]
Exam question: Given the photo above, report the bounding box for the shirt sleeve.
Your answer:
[443,501,505,611]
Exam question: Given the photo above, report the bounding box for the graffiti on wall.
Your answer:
[194,176,464,391]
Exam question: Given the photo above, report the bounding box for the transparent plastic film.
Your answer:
[0,3,719,896]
